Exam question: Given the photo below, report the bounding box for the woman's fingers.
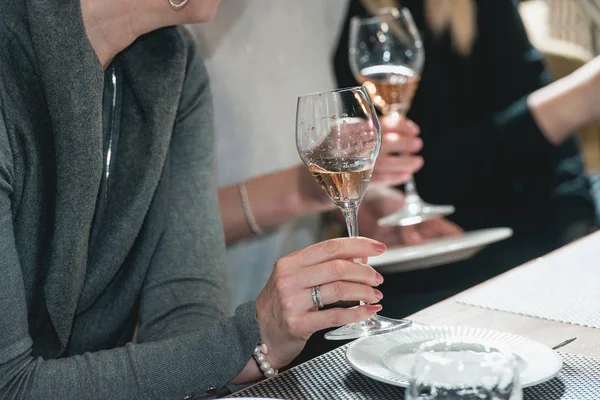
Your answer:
[398,218,464,245]
[295,260,383,289]
[379,114,420,136]
[282,237,386,269]
[374,154,423,173]
[371,153,423,189]
[370,172,413,187]
[399,224,426,245]
[418,218,464,238]
[381,132,423,154]
[312,282,383,309]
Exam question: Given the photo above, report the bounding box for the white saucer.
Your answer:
[369,227,513,273]
[346,325,562,388]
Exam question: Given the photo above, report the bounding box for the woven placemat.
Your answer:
[458,233,600,329]
[228,346,600,399]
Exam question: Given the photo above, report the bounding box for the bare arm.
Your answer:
[218,165,334,244]
[529,56,600,146]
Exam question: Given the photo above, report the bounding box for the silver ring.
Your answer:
[169,0,190,9]
[311,286,324,309]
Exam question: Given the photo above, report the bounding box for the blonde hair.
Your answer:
[360,0,477,56]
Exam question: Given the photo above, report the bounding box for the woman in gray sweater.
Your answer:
[0,0,388,398]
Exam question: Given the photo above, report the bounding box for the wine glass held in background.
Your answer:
[349,7,455,227]
[296,86,412,340]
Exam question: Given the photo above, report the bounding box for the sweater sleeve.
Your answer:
[0,38,259,400]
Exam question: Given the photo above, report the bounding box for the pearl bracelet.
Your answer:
[253,342,278,379]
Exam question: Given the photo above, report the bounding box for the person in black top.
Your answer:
[333,0,599,317]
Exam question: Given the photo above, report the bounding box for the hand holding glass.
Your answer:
[349,7,454,227]
[296,87,411,340]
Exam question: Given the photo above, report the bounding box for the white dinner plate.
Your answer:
[346,325,562,388]
[368,227,513,273]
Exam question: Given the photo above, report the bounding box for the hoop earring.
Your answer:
[169,0,190,9]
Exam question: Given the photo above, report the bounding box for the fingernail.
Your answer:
[375,289,384,300]
[413,138,423,151]
[367,304,383,314]
[376,272,384,285]
[375,242,387,253]
[407,120,419,133]
[411,232,422,242]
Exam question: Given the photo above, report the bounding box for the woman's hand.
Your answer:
[397,216,463,245]
[359,188,464,246]
[255,237,386,369]
[370,114,424,188]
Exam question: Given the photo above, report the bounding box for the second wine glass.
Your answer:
[406,340,522,399]
[296,86,412,340]
[349,7,454,227]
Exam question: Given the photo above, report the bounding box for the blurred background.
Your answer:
[520,0,600,180]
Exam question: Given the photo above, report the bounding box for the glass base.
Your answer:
[378,195,455,227]
[324,315,412,340]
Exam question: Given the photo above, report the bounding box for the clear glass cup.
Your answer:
[349,7,455,227]
[406,339,523,400]
[296,86,411,340]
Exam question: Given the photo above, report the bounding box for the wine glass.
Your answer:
[349,7,455,227]
[406,340,523,400]
[296,86,412,340]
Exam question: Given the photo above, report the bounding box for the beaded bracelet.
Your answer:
[253,342,278,378]
[238,183,265,236]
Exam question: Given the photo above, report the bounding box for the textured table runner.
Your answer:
[228,345,600,399]
[459,232,600,328]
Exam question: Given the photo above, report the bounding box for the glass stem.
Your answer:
[341,205,359,238]
[341,206,366,308]
[404,177,419,199]
[385,109,420,201]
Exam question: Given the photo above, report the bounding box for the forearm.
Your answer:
[219,164,334,244]
[529,58,600,146]
[1,304,261,399]
[230,359,262,385]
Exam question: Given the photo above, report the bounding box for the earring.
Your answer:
[169,0,190,9]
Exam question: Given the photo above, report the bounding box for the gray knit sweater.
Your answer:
[0,0,260,398]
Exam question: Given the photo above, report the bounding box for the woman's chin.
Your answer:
[185,0,220,23]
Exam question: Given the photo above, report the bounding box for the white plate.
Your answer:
[369,228,513,273]
[346,325,562,388]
